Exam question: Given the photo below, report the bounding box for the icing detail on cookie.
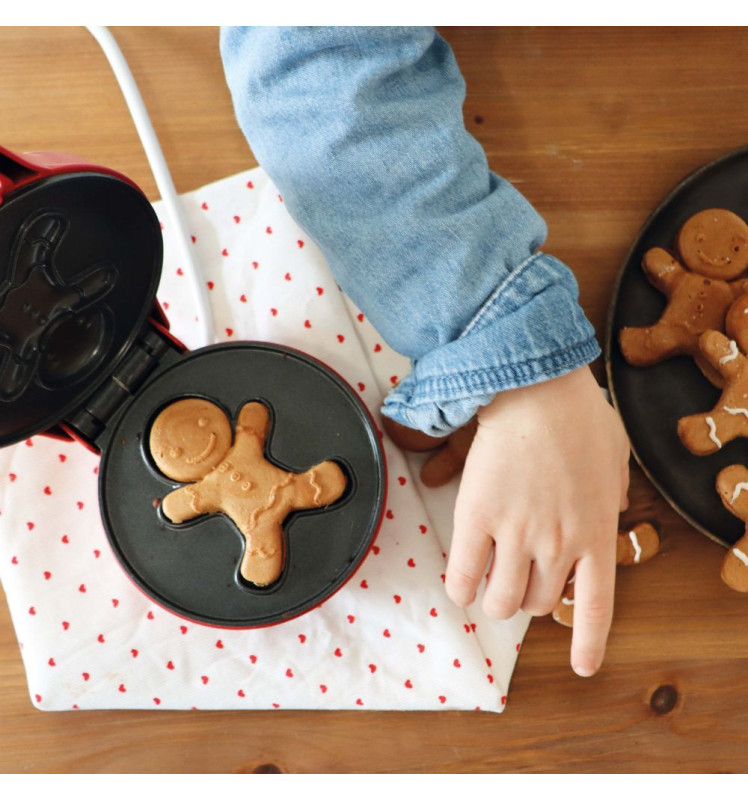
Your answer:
[706,416,722,448]
[730,482,748,505]
[720,340,740,364]
[628,530,642,564]
[731,547,748,567]
[723,406,748,418]
[185,432,217,464]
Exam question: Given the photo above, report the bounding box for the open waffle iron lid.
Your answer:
[0,146,163,447]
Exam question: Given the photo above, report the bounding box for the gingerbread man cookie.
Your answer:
[714,464,748,592]
[150,398,347,587]
[381,415,478,488]
[677,330,748,455]
[675,208,748,280]
[619,209,748,380]
[552,522,660,627]
[725,290,748,356]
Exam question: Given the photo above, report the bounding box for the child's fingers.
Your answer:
[481,542,531,620]
[619,460,631,512]
[445,527,494,608]
[569,548,616,677]
[520,556,575,617]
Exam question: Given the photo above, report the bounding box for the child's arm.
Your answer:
[221,26,629,675]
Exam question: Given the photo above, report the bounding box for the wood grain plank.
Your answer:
[1,25,748,774]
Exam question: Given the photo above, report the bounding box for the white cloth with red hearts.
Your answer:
[0,168,530,711]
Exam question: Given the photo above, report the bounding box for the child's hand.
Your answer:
[444,365,630,677]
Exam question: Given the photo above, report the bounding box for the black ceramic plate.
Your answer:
[607,146,748,548]
[98,342,385,627]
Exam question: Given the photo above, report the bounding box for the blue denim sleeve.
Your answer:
[220,26,601,436]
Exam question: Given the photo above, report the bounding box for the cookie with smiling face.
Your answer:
[150,399,347,587]
[618,209,748,379]
[676,209,748,281]
[149,397,233,482]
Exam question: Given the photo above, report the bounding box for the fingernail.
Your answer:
[573,664,598,678]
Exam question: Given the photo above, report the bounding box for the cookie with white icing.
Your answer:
[552,574,577,628]
[715,464,748,592]
[619,209,748,383]
[616,522,660,566]
[552,522,661,627]
[152,399,347,587]
[725,291,748,356]
[678,330,748,455]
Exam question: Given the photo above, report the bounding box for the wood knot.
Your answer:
[234,762,284,774]
[650,684,679,715]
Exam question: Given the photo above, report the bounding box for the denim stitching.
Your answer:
[458,251,546,341]
[387,337,601,406]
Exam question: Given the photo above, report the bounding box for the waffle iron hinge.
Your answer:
[65,324,175,445]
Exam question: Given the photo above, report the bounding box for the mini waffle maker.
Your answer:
[0,145,386,627]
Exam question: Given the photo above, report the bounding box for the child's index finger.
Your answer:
[569,549,616,677]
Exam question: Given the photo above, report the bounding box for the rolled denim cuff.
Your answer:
[382,252,601,436]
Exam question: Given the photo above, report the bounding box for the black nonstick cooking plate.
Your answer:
[98,341,385,628]
[607,146,748,548]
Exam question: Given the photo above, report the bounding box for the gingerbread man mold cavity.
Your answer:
[0,210,117,401]
[149,397,347,587]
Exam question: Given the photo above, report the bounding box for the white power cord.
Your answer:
[86,26,215,347]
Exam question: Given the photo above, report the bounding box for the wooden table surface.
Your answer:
[1,25,748,774]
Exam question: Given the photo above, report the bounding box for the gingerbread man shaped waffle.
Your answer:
[149,398,347,587]
[677,330,748,455]
[715,464,748,592]
[619,209,748,383]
